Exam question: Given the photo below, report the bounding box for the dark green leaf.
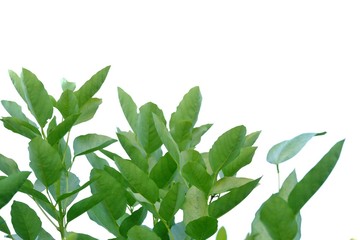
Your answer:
[0,171,30,209]
[216,226,227,240]
[182,161,212,194]
[1,117,41,139]
[116,130,147,172]
[61,78,76,91]
[183,186,208,224]
[267,132,326,165]
[87,203,120,237]
[28,137,63,187]
[115,158,159,203]
[119,207,147,237]
[209,178,260,218]
[288,140,345,213]
[210,177,254,195]
[56,90,79,118]
[75,98,102,125]
[0,216,11,235]
[222,147,257,176]
[137,102,166,154]
[185,216,217,240]
[153,221,170,240]
[67,193,105,223]
[128,225,161,240]
[1,100,36,126]
[47,114,79,145]
[150,153,177,188]
[21,68,53,127]
[153,114,180,163]
[0,154,20,175]
[118,87,138,132]
[209,126,246,174]
[11,201,41,240]
[159,183,186,222]
[260,194,297,240]
[170,86,201,131]
[74,66,110,107]
[73,134,116,156]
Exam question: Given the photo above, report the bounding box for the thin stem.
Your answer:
[41,127,47,140]
[152,204,175,240]
[32,197,58,229]
[276,164,281,191]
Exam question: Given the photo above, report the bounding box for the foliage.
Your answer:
[0,67,344,239]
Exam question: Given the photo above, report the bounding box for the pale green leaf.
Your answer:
[1,100,36,126]
[56,90,79,118]
[61,78,76,91]
[86,153,109,170]
[118,87,138,132]
[183,186,208,224]
[1,117,41,139]
[210,177,254,195]
[243,131,261,147]
[49,172,80,208]
[75,98,102,125]
[128,225,161,240]
[267,132,326,165]
[0,154,20,175]
[216,226,227,240]
[190,123,212,148]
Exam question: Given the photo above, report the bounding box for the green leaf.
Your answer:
[0,171,30,209]
[75,98,102,125]
[47,114,79,145]
[267,132,326,165]
[183,186,208,224]
[137,102,166,154]
[171,222,188,240]
[119,207,147,237]
[11,201,41,240]
[49,172,80,208]
[209,126,246,175]
[61,78,76,91]
[243,131,261,147]
[21,68,53,127]
[190,123,212,148]
[66,232,98,240]
[159,183,186,222]
[210,177,254,195]
[74,66,110,107]
[185,216,218,240]
[170,86,201,131]
[170,121,192,151]
[118,87,138,132]
[115,158,159,203]
[216,226,227,240]
[150,153,177,188]
[209,178,260,218]
[153,114,180,163]
[0,154,20,175]
[116,130,148,172]
[260,194,297,240]
[73,134,117,156]
[0,216,11,235]
[182,161,212,194]
[36,228,55,240]
[128,225,161,240]
[153,221,169,240]
[56,90,79,118]
[222,147,257,176]
[90,169,127,219]
[1,117,41,139]
[87,203,120,237]
[1,100,36,126]
[288,139,345,213]
[279,170,298,201]
[28,137,63,187]
[67,193,105,223]
[9,70,26,100]
[56,177,96,204]
[86,153,109,169]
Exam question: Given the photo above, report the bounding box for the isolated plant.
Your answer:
[0,67,344,240]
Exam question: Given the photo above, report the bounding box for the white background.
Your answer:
[0,1,359,239]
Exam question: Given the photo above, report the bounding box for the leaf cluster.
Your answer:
[0,67,345,240]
